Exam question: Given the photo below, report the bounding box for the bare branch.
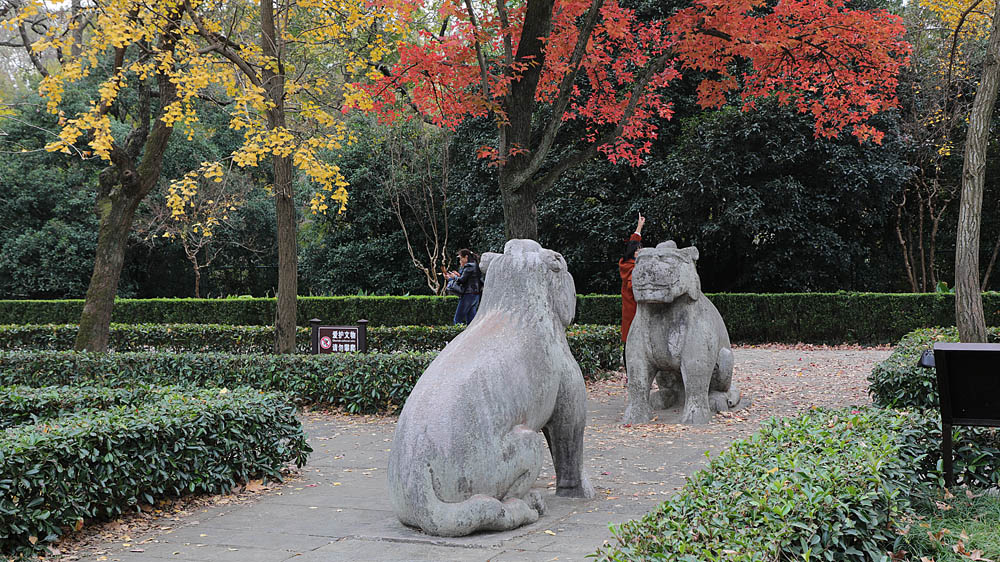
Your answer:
[17,21,47,77]
[463,0,492,103]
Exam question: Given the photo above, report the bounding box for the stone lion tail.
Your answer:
[404,465,541,537]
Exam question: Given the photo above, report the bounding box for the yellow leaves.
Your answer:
[920,0,994,38]
[14,0,370,221]
[343,84,375,112]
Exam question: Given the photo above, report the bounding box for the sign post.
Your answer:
[310,318,368,354]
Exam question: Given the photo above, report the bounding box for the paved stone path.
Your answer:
[77,346,890,562]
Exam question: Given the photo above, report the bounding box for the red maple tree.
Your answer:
[350,0,911,240]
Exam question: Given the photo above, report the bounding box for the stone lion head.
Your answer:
[479,239,576,328]
[632,241,702,304]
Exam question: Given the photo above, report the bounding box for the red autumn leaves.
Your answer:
[351,0,910,165]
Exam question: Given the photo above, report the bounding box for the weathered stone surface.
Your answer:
[388,239,594,537]
[622,241,743,425]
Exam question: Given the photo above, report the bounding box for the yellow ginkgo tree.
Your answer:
[1,0,408,352]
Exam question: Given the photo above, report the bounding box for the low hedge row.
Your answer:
[0,323,622,377]
[4,292,1000,343]
[595,407,939,561]
[0,384,156,429]
[0,386,311,557]
[0,351,435,414]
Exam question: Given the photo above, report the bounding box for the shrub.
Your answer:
[595,407,932,561]
[867,327,1000,410]
[0,386,310,557]
[566,324,621,376]
[0,296,457,327]
[867,328,1000,490]
[895,408,1000,490]
[0,384,156,429]
[0,323,623,378]
[0,350,436,414]
[5,292,1000,342]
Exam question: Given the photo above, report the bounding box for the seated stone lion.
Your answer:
[622,241,743,425]
[388,239,594,537]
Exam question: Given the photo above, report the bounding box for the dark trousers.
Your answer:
[454,293,481,324]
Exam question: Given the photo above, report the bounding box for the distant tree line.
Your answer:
[2,0,999,300]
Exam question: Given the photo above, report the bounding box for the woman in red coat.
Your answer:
[619,213,645,345]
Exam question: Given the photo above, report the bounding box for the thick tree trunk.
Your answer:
[273,156,297,353]
[495,0,554,242]
[74,43,178,351]
[261,0,297,354]
[76,182,140,351]
[500,172,539,240]
[955,0,1000,343]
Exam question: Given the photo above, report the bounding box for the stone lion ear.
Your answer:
[480,252,500,275]
[682,246,699,262]
[541,249,565,272]
[657,240,678,250]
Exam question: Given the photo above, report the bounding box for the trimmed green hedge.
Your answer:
[0,351,435,414]
[0,296,456,327]
[0,323,623,377]
[595,407,936,561]
[0,384,157,429]
[0,386,310,557]
[3,292,999,342]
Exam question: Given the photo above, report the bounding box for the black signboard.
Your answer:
[926,343,1000,485]
[310,318,368,354]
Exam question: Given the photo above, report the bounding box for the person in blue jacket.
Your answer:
[445,249,483,324]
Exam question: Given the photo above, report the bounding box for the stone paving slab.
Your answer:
[75,347,889,562]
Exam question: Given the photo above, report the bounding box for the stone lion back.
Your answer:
[388,239,593,537]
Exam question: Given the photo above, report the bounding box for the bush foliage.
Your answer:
[0,386,310,557]
[3,292,998,342]
[0,350,435,414]
[0,384,157,429]
[595,408,936,561]
[867,326,1000,410]
[0,323,622,379]
[867,327,1000,489]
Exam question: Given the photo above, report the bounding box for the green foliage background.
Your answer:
[3,0,1000,299]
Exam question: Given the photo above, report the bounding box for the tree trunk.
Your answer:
[495,0,554,242]
[192,261,202,298]
[500,171,539,240]
[273,156,297,353]
[75,180,140,351]
[74,46,178,351]
[955,0,1000,343]
[261,0,297,354]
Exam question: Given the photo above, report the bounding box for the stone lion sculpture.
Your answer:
[621,241,743,425]
[388,239,594,537]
